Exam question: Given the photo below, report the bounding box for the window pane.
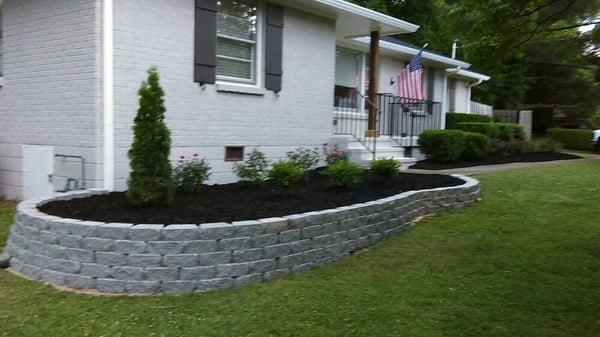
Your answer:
[217,0,257,40]
[217,57,252,79]
[335,49,361,87]
[217,37,252,60]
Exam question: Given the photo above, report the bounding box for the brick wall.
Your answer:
[0,0,104,199]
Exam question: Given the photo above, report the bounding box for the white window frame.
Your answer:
[216,0,264,88]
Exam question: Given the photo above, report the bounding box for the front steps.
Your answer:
[331,135,417,169]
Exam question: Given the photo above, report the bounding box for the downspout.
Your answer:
[102,0,114,191]
[441,66,462,129]
[466,78,484,114]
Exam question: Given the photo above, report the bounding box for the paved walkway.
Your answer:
[406,155,598,176]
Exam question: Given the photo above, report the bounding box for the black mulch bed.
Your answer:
[40,172,464,224]
[411,152,582,170]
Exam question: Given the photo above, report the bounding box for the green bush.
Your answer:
[417,130,466,163]
[520,138,563,154]
[547,128,595,151]
[370,158,401,183]
[269,160,304,189]
[127,67,174,206]
[233,149,269,186]
[456,122,525,141]
[462,132,490,160]
[286,147,320,173]
[446,113,492,130]
[173,155,211,193]
[325,160,364,188]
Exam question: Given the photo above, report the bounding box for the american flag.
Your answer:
[398,50,424,100]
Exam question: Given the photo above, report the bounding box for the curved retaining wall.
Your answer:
[4,175,480,294]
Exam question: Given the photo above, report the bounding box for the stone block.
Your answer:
[161,281,196,294]
[263,268,290,281]
[58,235,84,249]
[112,266,145,281]
[196,278,233,291]
[96,278,127,293]
[322,243,342,258]
[218,237,252,251]
[43,244,68,260]
[39,270,68,286]
[48,218,77,235]
[356,236,370,250]
[277,253,303,269]
[249,259,275,274]
[291,262,314,273]
[162,225,198,241]
[46,258,81,274]
[232,248,263,263]
[163,254,198,268]
[259,217,288,233]
[278,229,302,243]
[129,224,163,241]
[311,234,333,249]
[263,243,292,259]
[182,240,218,254]
[301,225,322,239]
[112,240,147,254]
[146,241,185,255]
[303,248,324,263]
[80,263,112,278]
[145,267,179,281]
[198,252,231,265]
[128,254,162,268]
[126,281,161,294]
[289,239,312,254]
[215,262,250,278]
[321,222,338,234]
[96,223,133,240]
[82,237,114,252]
[68,221,101,237]
[95,252,127,266]
[65,248,95,263]
[231,220,264,237]
[64,274,95,290]
[37,230,59,245]
[179,266,215,280]
[233,273,262,287]
[252,233,278,247]
[198,223,234,240]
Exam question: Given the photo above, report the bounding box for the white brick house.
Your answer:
[0,0,489,200]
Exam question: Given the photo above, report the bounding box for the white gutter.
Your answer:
[313,0,420,34]
[102,0,114,191]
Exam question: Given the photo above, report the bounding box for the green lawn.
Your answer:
[1,161,599,337]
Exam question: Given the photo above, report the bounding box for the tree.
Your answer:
[127,67,173,206]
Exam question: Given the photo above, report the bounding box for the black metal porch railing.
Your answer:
[333,93,442,154]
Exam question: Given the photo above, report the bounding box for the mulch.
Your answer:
[411,152,582,170]
[39,171,463,224]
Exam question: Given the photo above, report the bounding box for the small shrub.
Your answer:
[127,67,174,206]
[456,122,525,141]
[462,132,490,160]
[371,158,401,183]
[173,154,211,193]
[446,113,492,130]
[325,160,363,188]
[233,149,269,186]
[324,144,349,164]
[547,128,595,151]
[286,147,320,173]
[418,130,465,163]
[489,139,523,156]
[520,138,563,154]
[269,160,304,189]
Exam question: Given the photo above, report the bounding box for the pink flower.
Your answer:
[180,155,185,159]
[193,153,198,157]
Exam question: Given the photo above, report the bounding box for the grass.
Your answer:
[1,161,599,337]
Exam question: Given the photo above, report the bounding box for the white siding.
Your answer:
[0,0,103,200]
[112,0,336,189]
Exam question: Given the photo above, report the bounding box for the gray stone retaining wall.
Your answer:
[4,175,480,294]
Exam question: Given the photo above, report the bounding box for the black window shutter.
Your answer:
[265,4,284,92]
[194,0,217,84]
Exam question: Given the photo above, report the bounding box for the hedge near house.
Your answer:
[462,132,490,160]
[418,130,466,162]
[127,67,174,206]
[456,122,525,141]
[446,113,493,130]
[547,128,595,151]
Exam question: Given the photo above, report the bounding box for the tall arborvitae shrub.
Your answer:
[127,67,173,206]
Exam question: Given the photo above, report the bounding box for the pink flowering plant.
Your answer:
[173,153,211,193]
[324,144,349,165]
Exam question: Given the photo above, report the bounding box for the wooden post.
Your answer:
[367,30,380,138]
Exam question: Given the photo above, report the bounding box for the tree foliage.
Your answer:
[351,0,600,123]
[127,67,174,206]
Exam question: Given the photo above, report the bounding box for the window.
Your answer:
[225,146,244,161]
[334,48,362,110]
[217,0,259,84]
